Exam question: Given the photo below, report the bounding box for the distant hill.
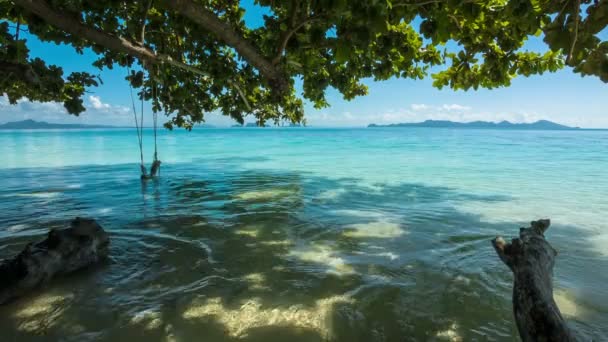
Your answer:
[0,119,120,130]
[368,120,579,130]
[244,122,272,127]
[235,123,302,127]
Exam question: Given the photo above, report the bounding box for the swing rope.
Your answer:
[152,80,158,163]
[151,76,161,177]
[127,65,161,179]
[128,67,145,173]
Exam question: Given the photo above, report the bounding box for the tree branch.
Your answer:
[161,0,288,95]
[566,0,580,64]
[0,61,39,84]
[272,14,323,65]
[140,0,154,44]
[14,0,252,111]
[392,0,478,8]
[14,0,169,69]
[15,17,21,40]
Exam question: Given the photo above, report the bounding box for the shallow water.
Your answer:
[0,127,607,341]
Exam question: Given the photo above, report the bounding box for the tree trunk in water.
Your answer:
[492,219,577,341]
[0,217,110,305]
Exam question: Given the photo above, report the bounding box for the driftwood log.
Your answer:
[0,217,110,305]
[492,219,576,342]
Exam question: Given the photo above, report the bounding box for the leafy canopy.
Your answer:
[1,0,607,128]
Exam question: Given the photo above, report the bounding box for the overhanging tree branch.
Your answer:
[13,0,253,110]
[14,0,191,73]
[140,0,154,44]
[0,60,39,84]
[566,0,581,64]
[272,14,324,65]
[160,0,289,95]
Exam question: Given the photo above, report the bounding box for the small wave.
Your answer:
[10,191,62,199]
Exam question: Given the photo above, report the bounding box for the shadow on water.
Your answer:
[0,161,606,341]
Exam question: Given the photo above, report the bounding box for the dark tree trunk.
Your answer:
[0,217,110,305]
[492,219,577,342]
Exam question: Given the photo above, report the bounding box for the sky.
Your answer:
[1,1,607,128]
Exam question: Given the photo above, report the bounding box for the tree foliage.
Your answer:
[1,0,606,128]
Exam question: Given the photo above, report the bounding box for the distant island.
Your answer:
[368,120,580,130]
[232,123,303,127]
[0,120,121,130]
[231,123,272,127]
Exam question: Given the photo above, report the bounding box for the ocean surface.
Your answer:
[0,127,606,341]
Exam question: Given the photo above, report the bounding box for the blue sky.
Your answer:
[1,1,607,128]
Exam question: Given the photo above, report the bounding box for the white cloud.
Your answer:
[411,104,430,111]
[89,95,111,110]
[305,103,552,127]
[412,103,471,113]
[0,95,133,126]
[441,104,471,111]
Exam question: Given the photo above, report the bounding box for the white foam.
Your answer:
[8,223,29,232]
[12,192,61,199]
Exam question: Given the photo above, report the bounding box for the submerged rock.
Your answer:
[0,217,109,305]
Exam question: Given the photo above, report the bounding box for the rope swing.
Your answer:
[128,67,161,180]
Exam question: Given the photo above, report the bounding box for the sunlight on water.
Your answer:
[434,322,463,342]
[235,188,297,201]
[11,291,75,333]
[554,289,588,319]
[7,223,30,232]
[182,295,355,339]
[289,243,356,275]
[130,308,164,330]
[9,191,62,199]
[343,221,406,238]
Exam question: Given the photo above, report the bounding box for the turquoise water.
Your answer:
[0,127,607,341]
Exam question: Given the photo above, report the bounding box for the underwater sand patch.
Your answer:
[260,239,293,247]
[590,232,608,257]
[355,251,399,261]
[130,308,164,330]
[316,188,346,200]
[12,291,75,333]
[182,295,355,339]
[235,228,260,238]
[331,209,385,219]
[343,221,406,239]
[235,188,295,201]
[242,273,270,291]
[435,322,463,341]
[288,243,355,275]
[554,289,587,318]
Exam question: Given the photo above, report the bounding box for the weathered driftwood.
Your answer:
[0,217,110,305]
[492,219,576,342]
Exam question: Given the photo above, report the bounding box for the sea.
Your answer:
[0,127,606,341]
